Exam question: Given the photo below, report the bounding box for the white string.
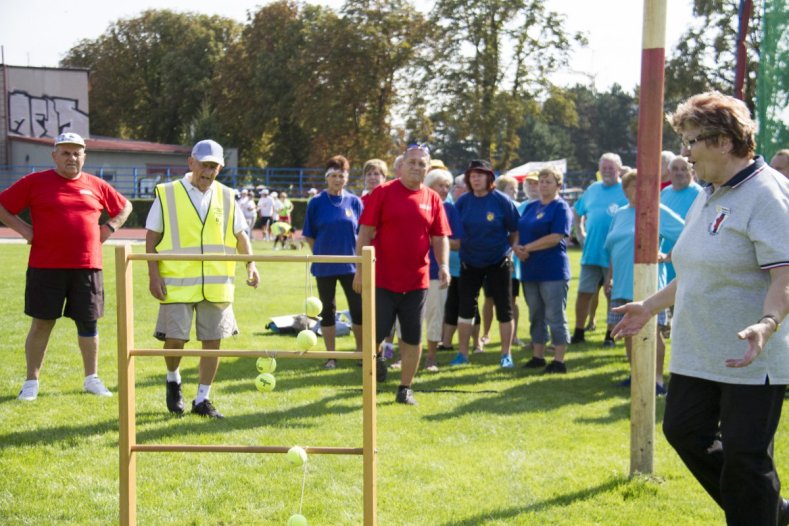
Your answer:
[304,260,314,298]
[298,456,309,514]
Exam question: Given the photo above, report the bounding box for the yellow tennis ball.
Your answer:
[256,356,277,374]
[254,373,276,392]
[296,330,318,350]
[287,445,308,466]
[305,296,323,317]
[287,514,308,526]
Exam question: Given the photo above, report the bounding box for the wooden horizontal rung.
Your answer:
[128,349,365,360]
[128,253,361,264]
[131,444,364,455]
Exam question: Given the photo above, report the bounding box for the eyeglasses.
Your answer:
[681,133,717,149]
[406,142,430,155]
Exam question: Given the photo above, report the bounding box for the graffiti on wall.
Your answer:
[7,90,89,138]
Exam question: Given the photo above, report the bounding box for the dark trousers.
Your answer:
[457,258,512,322]
[663,373,786,525]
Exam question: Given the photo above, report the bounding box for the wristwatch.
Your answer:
[761,314,781,332]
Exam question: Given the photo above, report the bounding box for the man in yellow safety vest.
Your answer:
[145,139,260,418]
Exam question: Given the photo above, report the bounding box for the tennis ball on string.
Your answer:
[287,514,308,526]
[305,296,323,317]
[254,373,276,392]
[287,445,308,466]
[296,330,318,351]
[256,356,277,374]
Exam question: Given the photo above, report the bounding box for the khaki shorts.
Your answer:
[154,301,238,342]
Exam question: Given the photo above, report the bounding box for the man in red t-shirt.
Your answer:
[0,132,132,401]
[353,144,450,405]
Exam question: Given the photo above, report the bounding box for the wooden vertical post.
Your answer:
[116,245,137,525]
[631,0,667,475]
[361,246,377,526]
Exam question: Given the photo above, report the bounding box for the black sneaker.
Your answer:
[522,357,547,369]
[544,360,567,374]
[376,357,388,383]
[166,381,184,414]
[395,386,417,405]
[570,329,585,344]
[437,344,454,352]
[191,399,224,419]
[779,498,789,526]
[602,338,616,347]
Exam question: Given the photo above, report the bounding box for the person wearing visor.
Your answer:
[302,155,364,369]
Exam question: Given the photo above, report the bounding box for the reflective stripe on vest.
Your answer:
[155,180,237,303]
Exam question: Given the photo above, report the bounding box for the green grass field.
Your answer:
[1,241,780,524]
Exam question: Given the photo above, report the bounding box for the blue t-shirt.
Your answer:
[511,200,529,281]
[574,181,628,267]
[455,190,520,267]
[518,198,573,282]
[302,189,363,277]
[604,203,685,301]
[429,201,464,279]
[659,182,702,282]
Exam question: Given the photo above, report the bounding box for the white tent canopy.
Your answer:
[504,159,567,181]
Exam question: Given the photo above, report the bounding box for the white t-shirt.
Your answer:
[257,196,275,217]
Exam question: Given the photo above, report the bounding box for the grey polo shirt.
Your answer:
[670,157,789,384]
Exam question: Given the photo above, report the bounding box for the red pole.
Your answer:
[734,0,752,100]
[631,0,667,476]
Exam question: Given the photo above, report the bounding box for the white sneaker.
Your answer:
[18,381,39,401]
[84,376,113,397]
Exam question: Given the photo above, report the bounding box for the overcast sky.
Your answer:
[0,0,694,91]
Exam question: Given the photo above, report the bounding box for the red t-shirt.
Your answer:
[360,179,450,292]
[0,169,127,269]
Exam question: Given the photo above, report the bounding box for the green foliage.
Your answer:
[427,0,585,169]
[514,84,639,172]
[213,0,428,167]
[0,243,738,524]
[61,10,241,145]
[54,3,759,172]
[664,0,762,152]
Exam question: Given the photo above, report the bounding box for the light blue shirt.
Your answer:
[574,181,628,267]
[660,182,703,282]
[604,203,684,301]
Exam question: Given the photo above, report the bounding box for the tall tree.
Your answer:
[214,0,427,166]
[427,0,584,168]
[663,0,762,150]
[62,10,240,145]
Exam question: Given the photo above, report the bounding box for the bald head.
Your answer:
[771,149,789,178]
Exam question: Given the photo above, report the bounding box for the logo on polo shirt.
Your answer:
[345,208,353,217]
[420,204,432,212]
[607,203,620,216]
[708,206,730,235]
[79,189,94,197]
[486,212,495,222]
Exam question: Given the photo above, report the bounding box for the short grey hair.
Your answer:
[661,150,676,166]
[599,152,623,168]
[393,155,404,171]
[425,169,453,189]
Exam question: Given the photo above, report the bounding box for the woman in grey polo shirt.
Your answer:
[612,91,789,525]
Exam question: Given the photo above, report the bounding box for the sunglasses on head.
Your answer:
[406,143,430,155]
